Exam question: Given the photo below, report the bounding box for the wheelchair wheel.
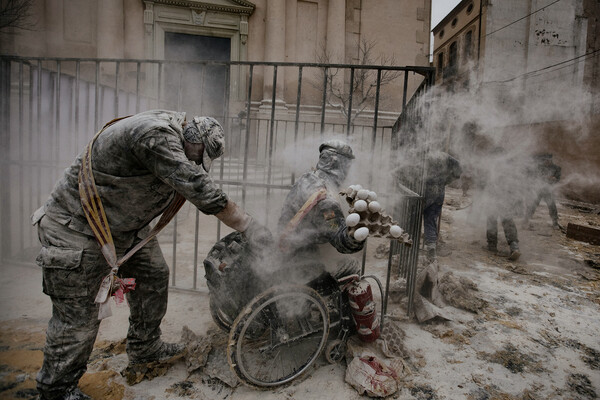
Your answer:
[227,285,330,388]
[209,296,233,332]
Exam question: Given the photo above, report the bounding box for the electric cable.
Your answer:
[523,50,600,81]
[484,0,562,38]
[490,48,600,83]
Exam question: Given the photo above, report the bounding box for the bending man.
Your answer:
[31,110,269,400]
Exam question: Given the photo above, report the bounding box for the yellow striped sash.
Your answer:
[78,116,186,317]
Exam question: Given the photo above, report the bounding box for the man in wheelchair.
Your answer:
[277,139,365,283]
[204,139,365,323]
[203,140,367,387]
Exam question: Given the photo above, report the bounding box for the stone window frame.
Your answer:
[143,0,255,101]
[463,29,473,63]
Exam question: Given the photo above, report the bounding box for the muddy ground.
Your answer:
[0,187,599,399]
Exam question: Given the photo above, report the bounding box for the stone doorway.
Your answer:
[164,32,231,118]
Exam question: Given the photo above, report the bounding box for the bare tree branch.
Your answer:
[0,0,35,31]
[313,38,402,125]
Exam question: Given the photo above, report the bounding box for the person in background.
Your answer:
[31,110,271,400]
[481,148,522,261]
[523,153,562,230]
[422,150,462,262]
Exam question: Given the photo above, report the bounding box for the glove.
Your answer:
[243,218,274,249]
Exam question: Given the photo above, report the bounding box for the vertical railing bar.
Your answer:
[115,61,120,115]
[171,64,184,284]
[193,209,199,290]
[28,64,33,161]
[136,61,141,114]
[368,69,382,183]
[36,60,42,207]
[403,199,410,278]
[402,70,409,112]
[0,59,11,261]
[407,197,423,316]
[55,60,61,167]
[216,63,231,241]
[157,61,163,108]
[346,67,354,137]
[94,61,100,131]
[199,62,206,114]
[242,65,254,208]
[292,66,303,185]
[265,65,277,226]
[372,69,382,151]
[18,62,23,159]
[75,61,80,151]
[393,70,410,152]
[320,67,328,136]
[172,215,177,286]
[18,61,24,251]
[28,64,34,242]
[177,64,183,110]
[383,238,394,320]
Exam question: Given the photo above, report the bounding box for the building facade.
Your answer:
[1,0,432,123]
[432,0,599,116]
[430,0,600,203]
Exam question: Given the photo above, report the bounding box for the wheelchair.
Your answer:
[203,232,355,388]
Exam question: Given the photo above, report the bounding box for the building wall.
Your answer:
[0,0,431,121]
[582,0,600,114]
[431,0,600,203]
[432,0,481,86]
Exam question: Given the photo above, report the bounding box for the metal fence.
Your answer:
[0,55,434,315]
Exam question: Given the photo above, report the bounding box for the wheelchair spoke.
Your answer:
[228,285,330,387]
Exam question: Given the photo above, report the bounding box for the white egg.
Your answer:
[367,191,377,201]
[346,213,360,227]
[354,227,369,241]
[354,199,368,212]
[356,189,369,200]
[355,184,363,190]
[368,201,382,213]
[390,225,403,238]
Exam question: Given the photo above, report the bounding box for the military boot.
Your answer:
[552,220,562,230]
[485,242,498,254]
[128,341,186,366]
[508,241,521,261]
[425,244,436,263]
[38,387,91,400]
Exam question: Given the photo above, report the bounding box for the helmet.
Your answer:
[318,139,354,159]
[183,116,225,172]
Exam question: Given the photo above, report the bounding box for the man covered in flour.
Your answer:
[31,110,270,400]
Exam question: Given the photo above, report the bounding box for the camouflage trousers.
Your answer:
[35,215,170,399]
[486,215,519,248]
[524,185,558,223]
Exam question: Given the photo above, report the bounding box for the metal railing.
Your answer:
[0,55,434,315]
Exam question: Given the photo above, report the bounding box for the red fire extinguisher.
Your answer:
[346,278,380,342]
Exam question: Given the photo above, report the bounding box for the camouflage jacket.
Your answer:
[424,151,462,207]
[277,169,364,259]
[38,110,228,239]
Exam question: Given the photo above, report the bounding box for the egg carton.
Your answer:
[340,185,412,246]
